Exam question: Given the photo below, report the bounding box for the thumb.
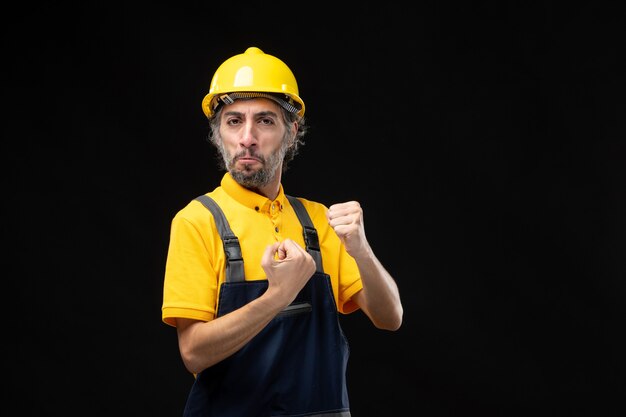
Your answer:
[261,241,281,269]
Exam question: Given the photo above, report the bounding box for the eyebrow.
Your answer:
[223,110,279,118]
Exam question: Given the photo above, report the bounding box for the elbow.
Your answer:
[373,305,403,331]
[180,348,205,375]
[182,360,204,376]
[177,319,213,374]
[179,340,212,375]
[180,349,202,374]
[383,315,403,332]
[387,316,403,331]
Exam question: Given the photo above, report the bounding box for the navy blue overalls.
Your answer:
[182,194,351,417]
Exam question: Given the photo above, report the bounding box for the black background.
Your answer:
[4,2,625,416]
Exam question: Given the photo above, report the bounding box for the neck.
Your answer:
[257,173,281,200]
[235,168,282,200]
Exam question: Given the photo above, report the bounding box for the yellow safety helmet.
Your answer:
[202,46,305,119]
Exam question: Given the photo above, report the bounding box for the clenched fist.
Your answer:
[326,201,371,259]
[261,238,316,307]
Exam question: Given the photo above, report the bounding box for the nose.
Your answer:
[239,121,258,149]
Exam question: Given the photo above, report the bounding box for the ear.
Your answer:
[208,127,222,147]
[290,121,299,145]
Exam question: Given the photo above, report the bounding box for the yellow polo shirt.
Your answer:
[162,172,363,327]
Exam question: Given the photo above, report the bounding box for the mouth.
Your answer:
[234,152,263,165]
[236,156,261,163]
[233,154,263,172]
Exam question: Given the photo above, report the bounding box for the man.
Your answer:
[162,46,403,417]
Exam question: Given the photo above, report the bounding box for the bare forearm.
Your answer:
[353,250,403,331]
[178,239,317,374]
[178,291,286,374]
[326,201,403,330]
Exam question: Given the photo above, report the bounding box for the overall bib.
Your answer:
[182,195,351,417]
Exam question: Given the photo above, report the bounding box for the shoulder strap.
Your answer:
[285,195,323,272]
[194,195,245,283]
[194,194,324,281]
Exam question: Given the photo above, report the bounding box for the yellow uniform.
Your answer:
[162,172,363,326]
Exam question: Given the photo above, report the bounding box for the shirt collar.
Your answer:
[220,172,286,213]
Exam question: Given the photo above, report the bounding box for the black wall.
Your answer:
[5,2,625,416]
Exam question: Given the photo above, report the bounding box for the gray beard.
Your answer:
[221,145,286,190]
[229,165,274,189]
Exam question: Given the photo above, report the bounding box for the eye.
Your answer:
[226,118,241,126]
[258,117,275,126]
